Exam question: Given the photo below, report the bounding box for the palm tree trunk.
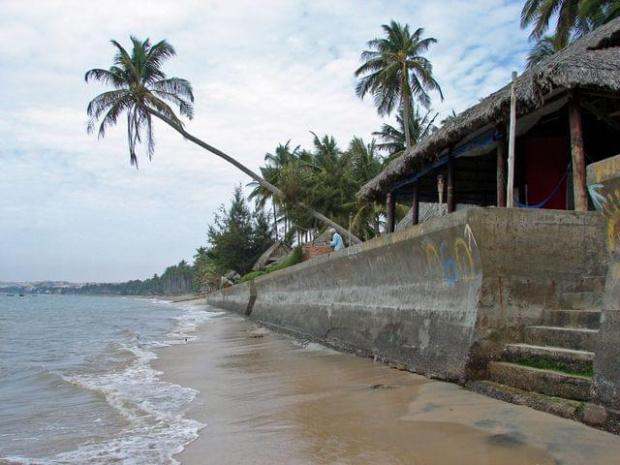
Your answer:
[147,108,361,244]
[272,202,278,241]
[401,68,412,151]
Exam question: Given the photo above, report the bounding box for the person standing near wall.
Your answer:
[330,228,345,251]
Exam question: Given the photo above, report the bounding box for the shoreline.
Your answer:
[154,306,620,465]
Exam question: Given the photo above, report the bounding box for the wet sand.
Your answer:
[154,308,620,465]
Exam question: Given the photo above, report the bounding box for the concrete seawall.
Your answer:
[208,207,606,383]
[588,155,620,412]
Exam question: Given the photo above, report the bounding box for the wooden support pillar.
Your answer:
[496,132,507,207]
[386,193,395,233]
[447,155,455,213]
[569,94,588,211]
[506,71,517,208]
[412,184,419,225]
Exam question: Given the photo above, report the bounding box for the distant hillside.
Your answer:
[0,281,87,294]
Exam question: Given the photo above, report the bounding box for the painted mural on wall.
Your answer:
[410,224,480,284]
[588,183,620,253]
[587,155,620,298]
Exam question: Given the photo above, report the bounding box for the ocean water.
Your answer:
[0,294,220,464]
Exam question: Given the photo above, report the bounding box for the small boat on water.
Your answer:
[19,293,25,297]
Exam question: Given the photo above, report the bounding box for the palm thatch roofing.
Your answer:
[252,241,292,271]
[358,17,620,202]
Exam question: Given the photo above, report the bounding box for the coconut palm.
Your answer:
[348,137,383,184]
[520,0,620,49]
[526,35,563,68]
[440,109,458,126]
[594,1,620,25]
[248,141,300,240]
[355,21,443,152]
[521,0,587,48]
[373,102,438,163]
[345,137,385,239]
[85,36,358,243]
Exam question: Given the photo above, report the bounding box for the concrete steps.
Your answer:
[542,309,601,329]
[488,361,592,401]
[474,291,601,409]
[467,380,583,420]
[503,343,594,374]
[524,325,598,351]
[558,291,603,310]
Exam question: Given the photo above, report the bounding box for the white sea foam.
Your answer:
[56,343,205,464]
[0,296,215,464]
[165,306,225,344]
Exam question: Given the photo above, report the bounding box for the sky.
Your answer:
[0,0,530,283]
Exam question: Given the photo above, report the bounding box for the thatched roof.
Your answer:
[252,241,291,271]
[358,17,620,202]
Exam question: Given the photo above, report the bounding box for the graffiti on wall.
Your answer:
[588,179,620,296]
[591,156,620,185]
[412,224,479,284]
[588,183,620,252]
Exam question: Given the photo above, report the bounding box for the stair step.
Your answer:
[558,292,603,311]
[488,361,592,401]
[503,343,594,374]
[543,309,601,329]
[525,326,598,351]
[467,380,582,420]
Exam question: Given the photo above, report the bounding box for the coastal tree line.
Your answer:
[74,187,273,295]
[79,2,619,295]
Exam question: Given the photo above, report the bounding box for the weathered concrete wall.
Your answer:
[467,208,606,374]
[208,207,606,383]
[252,210,483,382]
[588,154,620,410]
[207,281,255,315]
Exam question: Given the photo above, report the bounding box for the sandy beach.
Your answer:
[154,304,620,465]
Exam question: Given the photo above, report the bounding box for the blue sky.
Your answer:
[0,0,529,282]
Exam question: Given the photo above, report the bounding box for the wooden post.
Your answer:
[437,175,445,205]
[386,193,395,233]
[569,94,588,211]
[412,184,420,225]
[496,129,507,207]
[447,154,455,213]
[506,71,517,208]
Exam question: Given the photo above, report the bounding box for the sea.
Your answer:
[0,294,220,464]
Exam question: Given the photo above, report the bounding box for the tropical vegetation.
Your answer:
[74,260,197,295]
[85,36,357,242]
[522,0,620,67]
[355,21,443,152]
[206,186,273,276]
[79,9,620,295]
[373,101,439,163]
[248,132,386,242]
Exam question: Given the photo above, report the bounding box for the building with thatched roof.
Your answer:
[359,17,620,230]
[251,241,291,271]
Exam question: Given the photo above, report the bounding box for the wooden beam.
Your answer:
[496,129,507,207]
[580,98,620,133]
[386,193,395,233]
[412,184,419,226]
[447,154,455,213]
[569,94,588,212]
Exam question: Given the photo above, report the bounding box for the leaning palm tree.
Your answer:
[355,21,443,152]
[85,36,359,243]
